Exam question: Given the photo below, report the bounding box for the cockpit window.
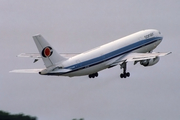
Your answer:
[159,31,161,34]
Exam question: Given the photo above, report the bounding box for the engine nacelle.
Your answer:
[140,57,160,67]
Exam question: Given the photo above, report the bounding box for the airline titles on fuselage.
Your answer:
[144,33,154,39]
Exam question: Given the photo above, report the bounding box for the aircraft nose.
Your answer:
[156,30,163,42]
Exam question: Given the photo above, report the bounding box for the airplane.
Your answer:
[10,29,171,78]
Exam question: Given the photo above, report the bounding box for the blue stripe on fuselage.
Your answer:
[56,37,162,75]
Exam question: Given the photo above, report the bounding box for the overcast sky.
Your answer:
[0,0,180,120]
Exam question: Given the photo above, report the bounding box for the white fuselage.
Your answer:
[52,29,163,77]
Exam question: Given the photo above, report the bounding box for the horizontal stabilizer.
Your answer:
[10,69,43,73]
[17,53,41,58]
[17,53,79,59]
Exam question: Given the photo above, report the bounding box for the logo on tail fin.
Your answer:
[42,46,53,57]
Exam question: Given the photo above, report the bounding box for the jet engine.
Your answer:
[140,57,160,67]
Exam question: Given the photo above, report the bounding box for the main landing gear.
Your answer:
[120,62,130,78]
[89,72,98,78]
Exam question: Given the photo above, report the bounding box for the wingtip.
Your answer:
[33,34,41,36]
[167,52,172,55]
[32,34,42,39]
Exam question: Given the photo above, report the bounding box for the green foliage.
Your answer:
[0,110,37,120]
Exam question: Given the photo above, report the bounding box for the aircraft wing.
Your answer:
[10,68,72,74]
[124,52,172,61]
[108,52,171,67]
[10,69,43,73]
[17,53,79,59]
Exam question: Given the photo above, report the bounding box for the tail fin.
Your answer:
[33,34,66,68]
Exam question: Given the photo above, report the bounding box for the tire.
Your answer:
[126,72,130,77]
[120,74,124,78]
[95,73,98,77]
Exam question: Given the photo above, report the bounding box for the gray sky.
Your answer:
[0,0,179,120]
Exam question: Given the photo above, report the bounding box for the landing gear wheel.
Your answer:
[120,73,125,78]
[120,73,130,78]
[126,72,130,77]
[89,72,98,78]
[120,62,130,78]
[89,75,92,78]
[95,73,98,77]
